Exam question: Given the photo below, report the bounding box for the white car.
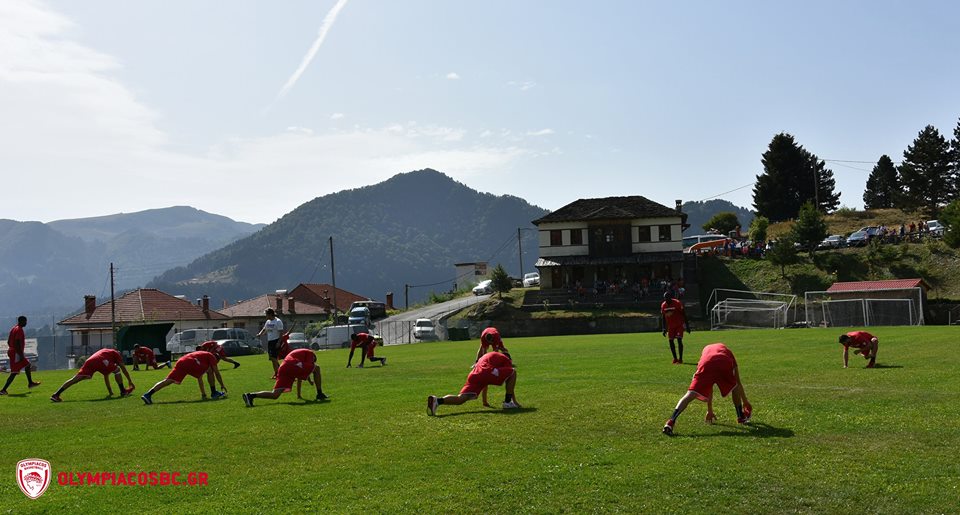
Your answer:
[926,220,945,236]
[413,318,436,340]
[472,279,493,295]
[522,272,541,287]
[287,332,309,349]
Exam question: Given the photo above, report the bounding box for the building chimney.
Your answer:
[202,295,209,312]
[288,297,296,313]
[675,199,682,212]
[276,294,283,314]
[385,292,394,311]
[84,295,96,317]
[222,300,228,309]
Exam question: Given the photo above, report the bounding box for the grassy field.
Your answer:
[2,327,959,513]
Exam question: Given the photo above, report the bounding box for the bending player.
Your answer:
[198,340,241,369]
[662,343,752,435]
[243,348,328,406]
[133,344,171,370]
[427,351,520,416]
[839,331,879,368]
[346,332,386,368]
[50,348,135,402]
[477,326,510,361]
[140,350,226,405]
[660,290,690,364]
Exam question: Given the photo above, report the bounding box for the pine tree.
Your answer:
[702,212,740,234]
[863,155,901,209]
[748,216,769,243]
[791,202,828,255]
[490,264,512,298]
[951,118,960,193]
[753,133,840,222]
[766,236,800,277]
[899,125,953,215]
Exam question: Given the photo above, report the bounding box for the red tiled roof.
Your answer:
[220,294,329,318]
[60,289,229,326]
[289,283,370,312]
[826,279,927,292]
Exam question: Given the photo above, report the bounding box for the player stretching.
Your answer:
[427,351,520,416]
[477,326,510,361]
[50,348,135,401]
[346,332,386,368]
[198,340,241,369]
[839,331,879,368]
[141,350,226,404]
[133,344,171,370]
[1,316,40,395]
[660,290,691,364]
[662,343,752,435]
[243,348,327,406]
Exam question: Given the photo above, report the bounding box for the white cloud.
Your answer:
[479,130,493,138]
[286,126,314,135]
[330,112,344,120]
[508,80,537,91]
[445,72,460,80]
[273,0,350,104]
[526,128,555,136]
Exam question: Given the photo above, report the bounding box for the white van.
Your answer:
[312,324,369,350]
[166,328,255,355]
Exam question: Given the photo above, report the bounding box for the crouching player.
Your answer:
[477,326,510,361]
[662,343,752,435]
[51,348,135,402]
[141,350,226,404]
[243,348,328,406]
[427,351,520,416]
[133,344,171,370]
[198,340,241,369]
[839,331,879,368]
[346,332,386,368]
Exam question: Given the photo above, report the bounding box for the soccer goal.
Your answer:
[804,288,924,327]
[707,289,798,330]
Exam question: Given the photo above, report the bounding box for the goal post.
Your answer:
[707,289,798,330]
[804,287,924,327]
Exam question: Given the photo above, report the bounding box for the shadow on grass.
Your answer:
[869,364,903,369]
[438,407,538,418]
[676,421,794,439]
[256,398,331,407]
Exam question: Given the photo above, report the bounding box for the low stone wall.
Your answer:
[446,317,660,339]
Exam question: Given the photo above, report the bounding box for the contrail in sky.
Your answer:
[272,0,350,105]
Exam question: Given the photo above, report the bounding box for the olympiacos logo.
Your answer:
[16,459,51,499]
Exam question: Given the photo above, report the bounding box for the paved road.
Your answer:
[375,294,490,345]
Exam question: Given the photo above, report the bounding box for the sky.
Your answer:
[2,0,960,224]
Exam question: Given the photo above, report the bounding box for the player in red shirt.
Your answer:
[1,316,40,395]
[50,348,135,402]
[660,290,691,364]
[132,344,171,370]
[477,327,510,362]
[140,350,226,404]
[839,331,879,368]
[426,351,520,416]
[198,340,241,369]
[243,348,327,406]
[346,332,387,368]
[662,343,753,435]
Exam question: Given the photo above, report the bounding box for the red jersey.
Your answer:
[460,351,514,395]
[199,340,226,360]
[274,349,317,392]
[688,343,738,400]
[480,327,506,352]
[661,299,686,329]
[350,333,374,351]
[8,324,24,353]
[843,331,875,350]
[78,348,123,377]
[175,351,218,375]
[134,347,155,362]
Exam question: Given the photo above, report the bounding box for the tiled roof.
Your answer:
[533,196,683,225]
[826,279,928,292]
[289,283,370,312]
[220,294,329,318]
[60,288,228,326]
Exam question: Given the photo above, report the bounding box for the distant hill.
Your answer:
[0,207,264,325]
[682,200,755,235]
[148,169,549,307]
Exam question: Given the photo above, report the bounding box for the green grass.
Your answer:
[3,328,959,513]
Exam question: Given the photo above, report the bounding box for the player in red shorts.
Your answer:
[140,350,226,404]
[346,332,387,368]
[839,331,879,368]
[426,351,520,416]
[132,344,170,370]
[198,340,241,369]
[662,343,752,435]
[50,348,135,402]
[477,326,510,362]
[660,290,691,364]
[242,348,327,406]
[1,316,40,395]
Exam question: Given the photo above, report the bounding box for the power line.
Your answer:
[698,182,755,202]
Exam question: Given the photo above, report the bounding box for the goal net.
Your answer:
[804,288,924,327]
[707,289,797,330]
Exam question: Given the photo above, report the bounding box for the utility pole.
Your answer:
[110,263,116,348]
[518,227,523,279]
[329,236,338,321]
[404,284,409,310]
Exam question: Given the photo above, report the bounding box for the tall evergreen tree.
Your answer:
[791,202,828,255]
[752,132,840,222]
[863,155,901,209]
[951,118,960,191]
[898,125,953,215]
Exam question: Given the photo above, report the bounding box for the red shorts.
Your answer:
[78,358,118,378]
[7,349,30,373]
[666,325,685,339]
[688,344,738,401]
[273,360,315,392]
[460,365,515,396]
[166,360,206,384]
[365,342,378,359]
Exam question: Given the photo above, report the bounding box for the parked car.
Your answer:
[472,279,493,295]
[217,339,262,356]
[347,307,371,327]
[817,235,846,250]
[312,324,369,350]
[522,272,541,287]
[926,220,945,237]
[846,230,869,247]
[413,318,436,340]
[349,300,387,320]
[287,332,309,349]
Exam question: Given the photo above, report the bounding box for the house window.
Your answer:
[589,224,632,257]
[638,226,651,242]
[659,225,673,242]
[550,230,563,246]
[570,229,583,245]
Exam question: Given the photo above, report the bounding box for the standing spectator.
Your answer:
[257,308,284,378]
[1,316,40,395]
[899,224,906,239]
